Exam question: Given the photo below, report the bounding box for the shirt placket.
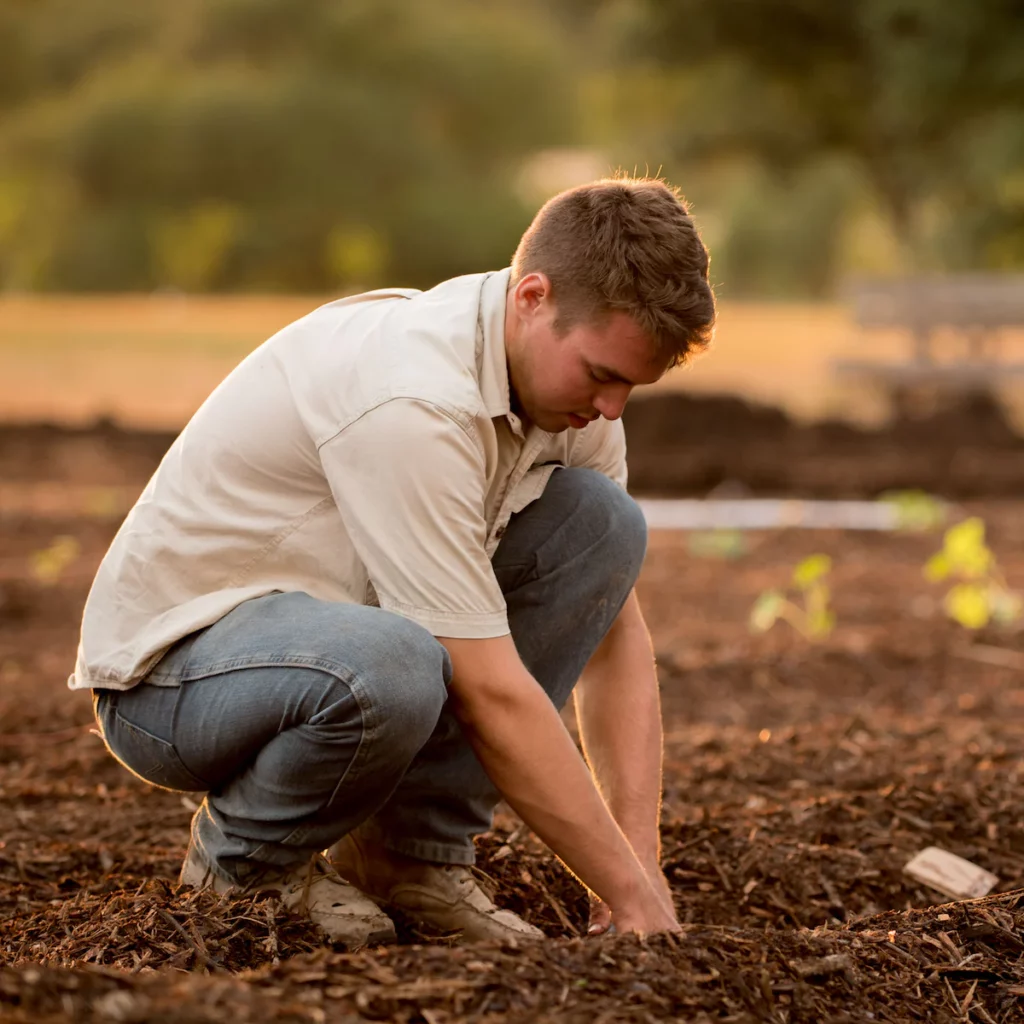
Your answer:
[487,415,551,553]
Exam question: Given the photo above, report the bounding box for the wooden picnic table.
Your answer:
[832,275,1024,405]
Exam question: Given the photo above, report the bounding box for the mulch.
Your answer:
[3,421,1024,1021]
[3,891,1023,1022]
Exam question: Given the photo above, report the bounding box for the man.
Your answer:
[73,177,715,947]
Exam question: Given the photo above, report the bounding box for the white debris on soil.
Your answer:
[903,846,999,901]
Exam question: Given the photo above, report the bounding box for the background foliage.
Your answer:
[0,0,1021,295]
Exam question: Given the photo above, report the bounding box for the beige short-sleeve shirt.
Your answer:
[71,269,628,691]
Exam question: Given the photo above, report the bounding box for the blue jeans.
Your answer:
[93,468,647,884]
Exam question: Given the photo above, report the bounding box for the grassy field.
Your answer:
[3,294,1024,429]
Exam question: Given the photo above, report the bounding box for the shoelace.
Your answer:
[468,865,500,901]
[297,852,342,911]
[236,852,337,901]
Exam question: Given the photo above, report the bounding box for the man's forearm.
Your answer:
[439,633,673,932]
[574,590,664,866]
[452,674,646,901]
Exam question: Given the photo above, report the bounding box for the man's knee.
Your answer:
[548,467,648,579]
[340,612,450,759]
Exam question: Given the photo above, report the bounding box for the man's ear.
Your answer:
[512,272,552,317]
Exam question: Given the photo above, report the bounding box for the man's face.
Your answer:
[506,274,669,433]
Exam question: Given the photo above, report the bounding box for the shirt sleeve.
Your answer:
[318,398,510,638]
[568,416,629,489]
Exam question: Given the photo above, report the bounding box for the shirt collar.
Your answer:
[477,267,516,424]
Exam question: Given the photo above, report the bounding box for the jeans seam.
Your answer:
[277,673,378,848]
[178,655,362,685]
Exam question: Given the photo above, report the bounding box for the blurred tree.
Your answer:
[324,224,388,292]
[713,158,855,297]
[0,0,575,291]
[0,6,32,110]
[150,202,242,291]
[642,0,1024,269]
[2,0,1021,294]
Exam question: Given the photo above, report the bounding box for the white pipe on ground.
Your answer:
[636,499,908,531]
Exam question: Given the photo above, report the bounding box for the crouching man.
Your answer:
[72,177,715,947]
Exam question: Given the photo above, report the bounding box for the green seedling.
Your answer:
[879,490,947,532]
[750,554,835,640]
[688,529,747,560]
[30,535,80,586]
[924,517,1022,629]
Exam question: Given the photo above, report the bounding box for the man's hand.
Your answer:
[610,879,679,936]
[589,863,677,935]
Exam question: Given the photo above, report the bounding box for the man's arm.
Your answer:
[439,632,678,937]
[573,589,676,932]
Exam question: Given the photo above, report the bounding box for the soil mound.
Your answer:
[622,390,1024,496]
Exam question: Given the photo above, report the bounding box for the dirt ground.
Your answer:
[3,417,1024,1022]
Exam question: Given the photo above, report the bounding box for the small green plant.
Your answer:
[687,529,747,560]
[750,554,835,640]
[924,517,1022,629]
[30,535,80,585]
[879,490,947,532]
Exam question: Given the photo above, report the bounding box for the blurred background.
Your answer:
[1,0,1023,431]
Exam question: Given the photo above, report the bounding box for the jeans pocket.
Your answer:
[106,709,209,793]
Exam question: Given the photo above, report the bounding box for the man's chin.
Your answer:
[527,412,569,433]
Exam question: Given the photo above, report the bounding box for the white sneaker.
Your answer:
[179,842,397,949]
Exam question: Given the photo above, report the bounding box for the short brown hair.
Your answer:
[511,176,715,366]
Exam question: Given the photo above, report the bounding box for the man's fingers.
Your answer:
[587,895,613,935]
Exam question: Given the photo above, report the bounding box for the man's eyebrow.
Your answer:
[590,362,638,387]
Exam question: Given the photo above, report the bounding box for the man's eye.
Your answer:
[588,368,607,383]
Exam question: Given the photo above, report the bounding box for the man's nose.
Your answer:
[593,385,632,421]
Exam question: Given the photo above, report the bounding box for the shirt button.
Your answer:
[495,525,506,540]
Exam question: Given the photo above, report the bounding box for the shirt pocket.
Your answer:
[487,463,562,556]
[509,463,562,516]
